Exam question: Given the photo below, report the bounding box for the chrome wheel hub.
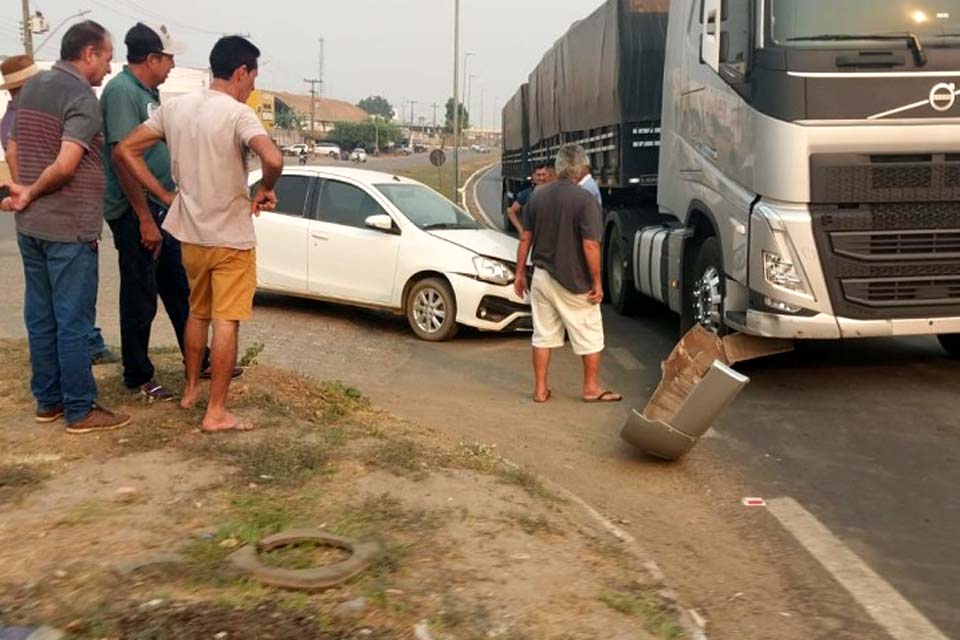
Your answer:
[693,266,722,332]
[413,288,446,334]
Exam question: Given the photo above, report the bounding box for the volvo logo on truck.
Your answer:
[929,82,957,112]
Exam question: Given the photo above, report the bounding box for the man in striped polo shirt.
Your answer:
[1,21,131,434]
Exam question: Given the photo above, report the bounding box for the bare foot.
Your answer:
[201,411,253,433]
[180,384,201,410]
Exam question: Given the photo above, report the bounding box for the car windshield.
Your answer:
[376,184,481,230]
[771,0,960,44]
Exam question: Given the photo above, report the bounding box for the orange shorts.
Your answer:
[181,244,257,321]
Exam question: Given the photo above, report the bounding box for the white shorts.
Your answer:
[530,269,605,355]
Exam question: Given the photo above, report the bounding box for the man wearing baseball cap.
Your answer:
[101,23,195,402]
[1,54,41,181]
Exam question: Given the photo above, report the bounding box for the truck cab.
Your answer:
[657,0,960,352]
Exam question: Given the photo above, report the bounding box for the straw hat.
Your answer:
[1,55,40,91]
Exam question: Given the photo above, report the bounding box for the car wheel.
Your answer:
[681,237,728,336]
[407,278,459,341]
[605,230,645,315]
[939,334,960,358]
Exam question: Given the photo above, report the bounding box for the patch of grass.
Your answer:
[505,510,560,536]
[0,463,47,504]
[196,433,330,487]
[364,437,426,478]
[600,590,687,640]
[331,493,436,538]
[260,541,350,570]
[451,441,501,473]
[239,341,265,367]
[497,465,561,503]
[55,500,116,526]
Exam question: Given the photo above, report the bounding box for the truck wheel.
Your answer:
[501,191,514,234]
[605,231,644,315]
[406,278,459,342]
[939,334,960,358]
[682,237,728,336]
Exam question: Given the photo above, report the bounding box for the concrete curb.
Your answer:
[461,162,499,228]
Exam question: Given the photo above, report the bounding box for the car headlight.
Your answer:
[473,256,515,285]
[763,251,806,293]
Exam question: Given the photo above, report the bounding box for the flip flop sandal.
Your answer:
[534,389,552,403]
[199,366,244,380]
[584,390,623,403]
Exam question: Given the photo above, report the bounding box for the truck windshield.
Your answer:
[771,1,960,44]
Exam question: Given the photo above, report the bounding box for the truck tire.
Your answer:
[605,231,644,315]
[682,237,728,336]
[501,191,514,235]
[939,334,960,358]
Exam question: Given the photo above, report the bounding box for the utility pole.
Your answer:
[304,78,322,140]
[21,0,34,57]
[466,74,477,137]
[407,100,417,148]
[452,0,460,200]
[480,88,484,144]
[318,37,325,96]
[431,102,439,131]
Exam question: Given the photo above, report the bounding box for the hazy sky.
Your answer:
[2,0,603,128]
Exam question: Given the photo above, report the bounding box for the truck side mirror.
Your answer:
[701,0,722,73]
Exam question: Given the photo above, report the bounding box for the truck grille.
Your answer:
[842,277,960,307]
[811,202,960,319]
[811,154,960,204]
[831,229,960,261]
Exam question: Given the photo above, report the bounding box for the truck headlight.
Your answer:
[763,251,806,293]
[473,256,515,285]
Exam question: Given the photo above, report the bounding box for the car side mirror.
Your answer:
[365,214,395,232]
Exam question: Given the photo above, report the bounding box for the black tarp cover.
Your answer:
[527,0,669,145]
[502,84,528,152]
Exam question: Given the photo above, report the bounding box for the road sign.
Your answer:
[430,149,447,168]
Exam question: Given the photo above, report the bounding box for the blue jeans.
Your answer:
[89,326,106,358]
[18,233,99,423]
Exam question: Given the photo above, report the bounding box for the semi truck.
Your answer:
[501,0,960,357]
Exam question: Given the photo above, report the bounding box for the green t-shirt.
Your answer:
[101,66,176,221]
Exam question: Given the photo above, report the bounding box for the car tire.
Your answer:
[406,278,459,341]
[681,237,728,336]
[605,230,645,315]
[939,333,960,358]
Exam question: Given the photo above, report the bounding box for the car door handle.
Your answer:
[311,232,329,241]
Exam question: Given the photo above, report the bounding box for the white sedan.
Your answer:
[249,167,531,340]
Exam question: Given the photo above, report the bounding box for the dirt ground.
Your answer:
[0,340,686,639]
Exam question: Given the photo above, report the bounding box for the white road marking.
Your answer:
[767,497,949,640]
[608,346,644,371]
[462,162,499,228]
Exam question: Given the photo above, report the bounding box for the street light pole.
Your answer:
[21,0,34,57]
[452,0,460,200]
[34,9,92,55]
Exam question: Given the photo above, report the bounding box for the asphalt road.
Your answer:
[476,165,960,639]
[0,168,957,638]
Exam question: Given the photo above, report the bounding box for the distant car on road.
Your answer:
[313,142,341,159]
[282,143,311,157]
[248,166,530,340]
[350,148,368,163]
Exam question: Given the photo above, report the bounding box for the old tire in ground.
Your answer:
[939,334,960,358]
[682,237,728,336]
[605,230,647,315]
[406,277,459,342]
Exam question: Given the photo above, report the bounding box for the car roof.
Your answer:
[250,166,420,186]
